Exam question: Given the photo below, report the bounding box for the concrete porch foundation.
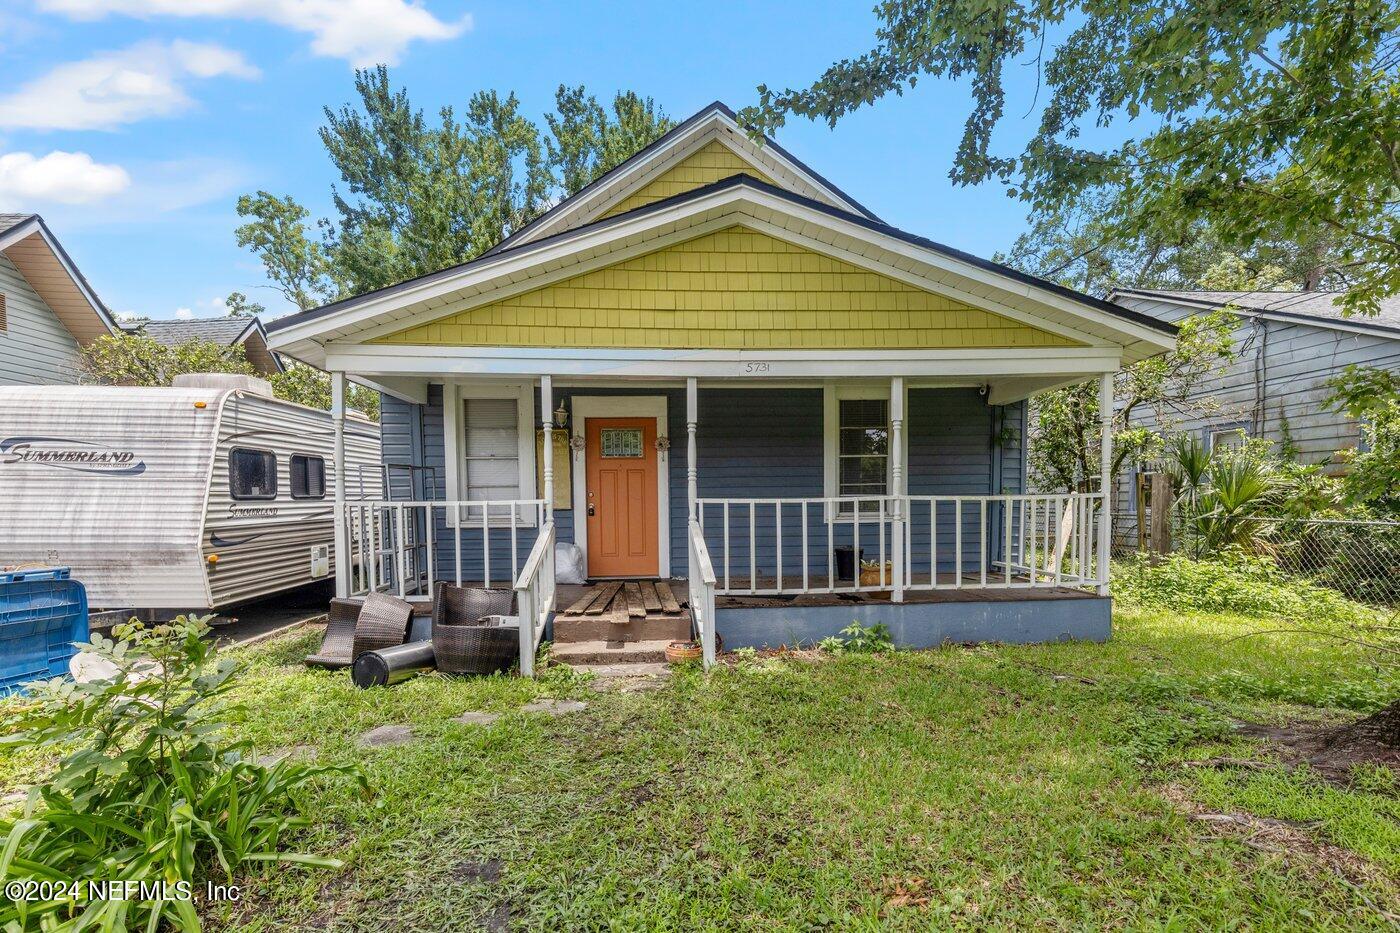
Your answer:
[713,596,1111,650]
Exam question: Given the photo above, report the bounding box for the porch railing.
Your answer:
[694,493,1104,597]
[515,520,556,677]
[687,520,717,669]
[343,498,547,598]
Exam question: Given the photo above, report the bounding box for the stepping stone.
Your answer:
[520,698,587,716]
[618,679,667,694]
[357,724,416,748]
[256,744,317,767]
[453,711,501,726]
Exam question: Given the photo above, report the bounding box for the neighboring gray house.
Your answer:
[0,213,118,386]
[1107,288,1400,528]
[122,317,284,375]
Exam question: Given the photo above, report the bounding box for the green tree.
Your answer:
[744,2,1400,315]
[546,86,675,196]
[1029,309,1239,491]
[1326,365,1400,512]
[79,333,257,387]
[999,187,1327,297]
[234,192,336,311]
[224,291,266,317]
[77,332,378,420]
[269,361,381,422]
[236,68,672,310]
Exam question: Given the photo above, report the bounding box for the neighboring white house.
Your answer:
[0,213,117,386]
[1109,289,1400,463]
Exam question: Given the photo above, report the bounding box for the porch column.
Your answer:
[331,371,349,599]
[686,377,698,521]
[1097,372,1113,596]
[541,375,554,524]
[890,376,905,603]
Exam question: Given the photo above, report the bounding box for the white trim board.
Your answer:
[441,381,538,528]
[327,344,1122,381]
[569,395,671,579]
[503,107,870,250]
[822,382,910,522]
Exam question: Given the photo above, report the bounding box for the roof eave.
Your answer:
[0,215,117,341]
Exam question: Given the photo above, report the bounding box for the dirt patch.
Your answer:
[1159,783,1397,905]
[716,645,830,666]
[1235,720,1400,788]
[453,857,502,884]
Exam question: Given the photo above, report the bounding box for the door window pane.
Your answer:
[600,428,644,458]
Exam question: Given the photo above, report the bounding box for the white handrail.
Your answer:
[687,520,717,669]
[694,493,1104,597]
[514,520,556,678]
[341,498,546,598]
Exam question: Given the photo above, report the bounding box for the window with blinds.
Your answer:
[462,397,520,515]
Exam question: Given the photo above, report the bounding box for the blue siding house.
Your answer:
[268,102,1176,672]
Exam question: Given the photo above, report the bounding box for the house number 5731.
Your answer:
[743,361,771,373]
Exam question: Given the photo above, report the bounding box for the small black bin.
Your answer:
[352,640,436,689]
[833,546,865,582]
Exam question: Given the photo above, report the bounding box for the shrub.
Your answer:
[0,617,363,931]
[1113,550,1375,624]
[819,621,895,654]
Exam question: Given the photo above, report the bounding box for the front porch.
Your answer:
[330,372,1115,673]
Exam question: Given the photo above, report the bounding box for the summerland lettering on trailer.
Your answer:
[0,436,146,475]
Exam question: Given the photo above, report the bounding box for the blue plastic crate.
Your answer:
[0,567,89,694]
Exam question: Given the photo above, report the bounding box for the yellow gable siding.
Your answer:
[598,140,775,218]
[372,226,1081,350]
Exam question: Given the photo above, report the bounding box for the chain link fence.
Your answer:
[1113,511,1399,607]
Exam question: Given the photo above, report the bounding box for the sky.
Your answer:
[0,1,1060,322]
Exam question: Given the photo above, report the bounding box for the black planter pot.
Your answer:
[833,546,865,583]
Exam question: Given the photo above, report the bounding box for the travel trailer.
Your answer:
[0,374,380,612]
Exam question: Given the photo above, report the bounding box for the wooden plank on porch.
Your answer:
[639,581,663,612]
[584,581,622,615]
[607,592,630,624]
[562,587,609,616]
[623,582,647,618]
[655,581,682,614]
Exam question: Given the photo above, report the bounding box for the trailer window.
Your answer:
[290,454,326,499]
[230,448,278,500]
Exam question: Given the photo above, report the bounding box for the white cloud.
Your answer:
[0,150,130,209]
[0,41,259,131]
[39,0,471,67]
[174,307,195,320]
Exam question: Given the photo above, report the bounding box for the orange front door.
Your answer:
[585,417,659,577]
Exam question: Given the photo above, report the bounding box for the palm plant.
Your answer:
[1188,451,1279,554]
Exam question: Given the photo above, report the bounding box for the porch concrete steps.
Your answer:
[551,639,673,665]
[553,613,691,644]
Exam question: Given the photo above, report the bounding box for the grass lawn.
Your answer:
[6,602,1399,929]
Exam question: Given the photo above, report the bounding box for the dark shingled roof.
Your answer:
[0,213,37,237]
[1116,289,1400,336]
[124,317,259,346]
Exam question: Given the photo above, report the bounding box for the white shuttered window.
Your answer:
[463,398,520,516]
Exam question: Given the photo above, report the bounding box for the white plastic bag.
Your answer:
[554,541,585,584]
